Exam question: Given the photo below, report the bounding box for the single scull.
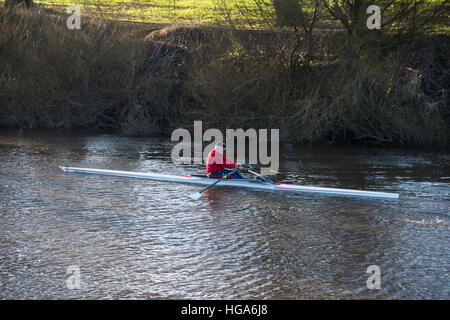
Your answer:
[59,166,399,199]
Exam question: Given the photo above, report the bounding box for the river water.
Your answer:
[0,129,449,299]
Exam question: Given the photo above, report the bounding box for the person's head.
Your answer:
[214,142,226,153]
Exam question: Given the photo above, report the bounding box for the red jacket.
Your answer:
[206,149,236,175]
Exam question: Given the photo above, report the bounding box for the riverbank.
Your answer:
[0,6,448,146]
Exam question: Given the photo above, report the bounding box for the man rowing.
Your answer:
[206,142,244,179]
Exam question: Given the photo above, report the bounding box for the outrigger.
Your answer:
[59,165,399,200]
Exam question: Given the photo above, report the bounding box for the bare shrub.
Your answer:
[0,5,448,146]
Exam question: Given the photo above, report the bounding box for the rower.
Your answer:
[206,142,244,179]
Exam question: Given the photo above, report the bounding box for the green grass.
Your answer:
[29,0,261,25]
[4,0,447,31]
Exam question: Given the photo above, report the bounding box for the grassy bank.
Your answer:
[18,0,261,25]
[0,5,448,145]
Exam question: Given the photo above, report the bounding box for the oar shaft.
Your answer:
[198,168,238,194]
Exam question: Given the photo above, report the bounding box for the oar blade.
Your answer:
[188,192,203,200]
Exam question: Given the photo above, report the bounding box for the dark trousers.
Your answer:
[208,169,244,179]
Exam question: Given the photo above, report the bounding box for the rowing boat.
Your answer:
[59,166,399,199]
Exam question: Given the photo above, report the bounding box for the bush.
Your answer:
[0,6,175,134]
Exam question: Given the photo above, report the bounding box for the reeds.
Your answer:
[0,5,448,146]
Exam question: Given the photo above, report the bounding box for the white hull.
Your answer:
[59,166,399,199]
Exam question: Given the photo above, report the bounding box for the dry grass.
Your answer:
[0,6,448,146]
[0,5,172,133]
[177,28,449,145]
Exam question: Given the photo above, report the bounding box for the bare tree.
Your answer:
[319,0,450,39]
[216,0,321,67]
[273,0,321,65]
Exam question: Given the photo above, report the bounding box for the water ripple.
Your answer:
[0,129,449,299]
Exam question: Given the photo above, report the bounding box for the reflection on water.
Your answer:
[0,129,449,299]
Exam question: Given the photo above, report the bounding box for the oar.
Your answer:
[243,165,277,184]
[188,168,239,200]
[241,164,278,175]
